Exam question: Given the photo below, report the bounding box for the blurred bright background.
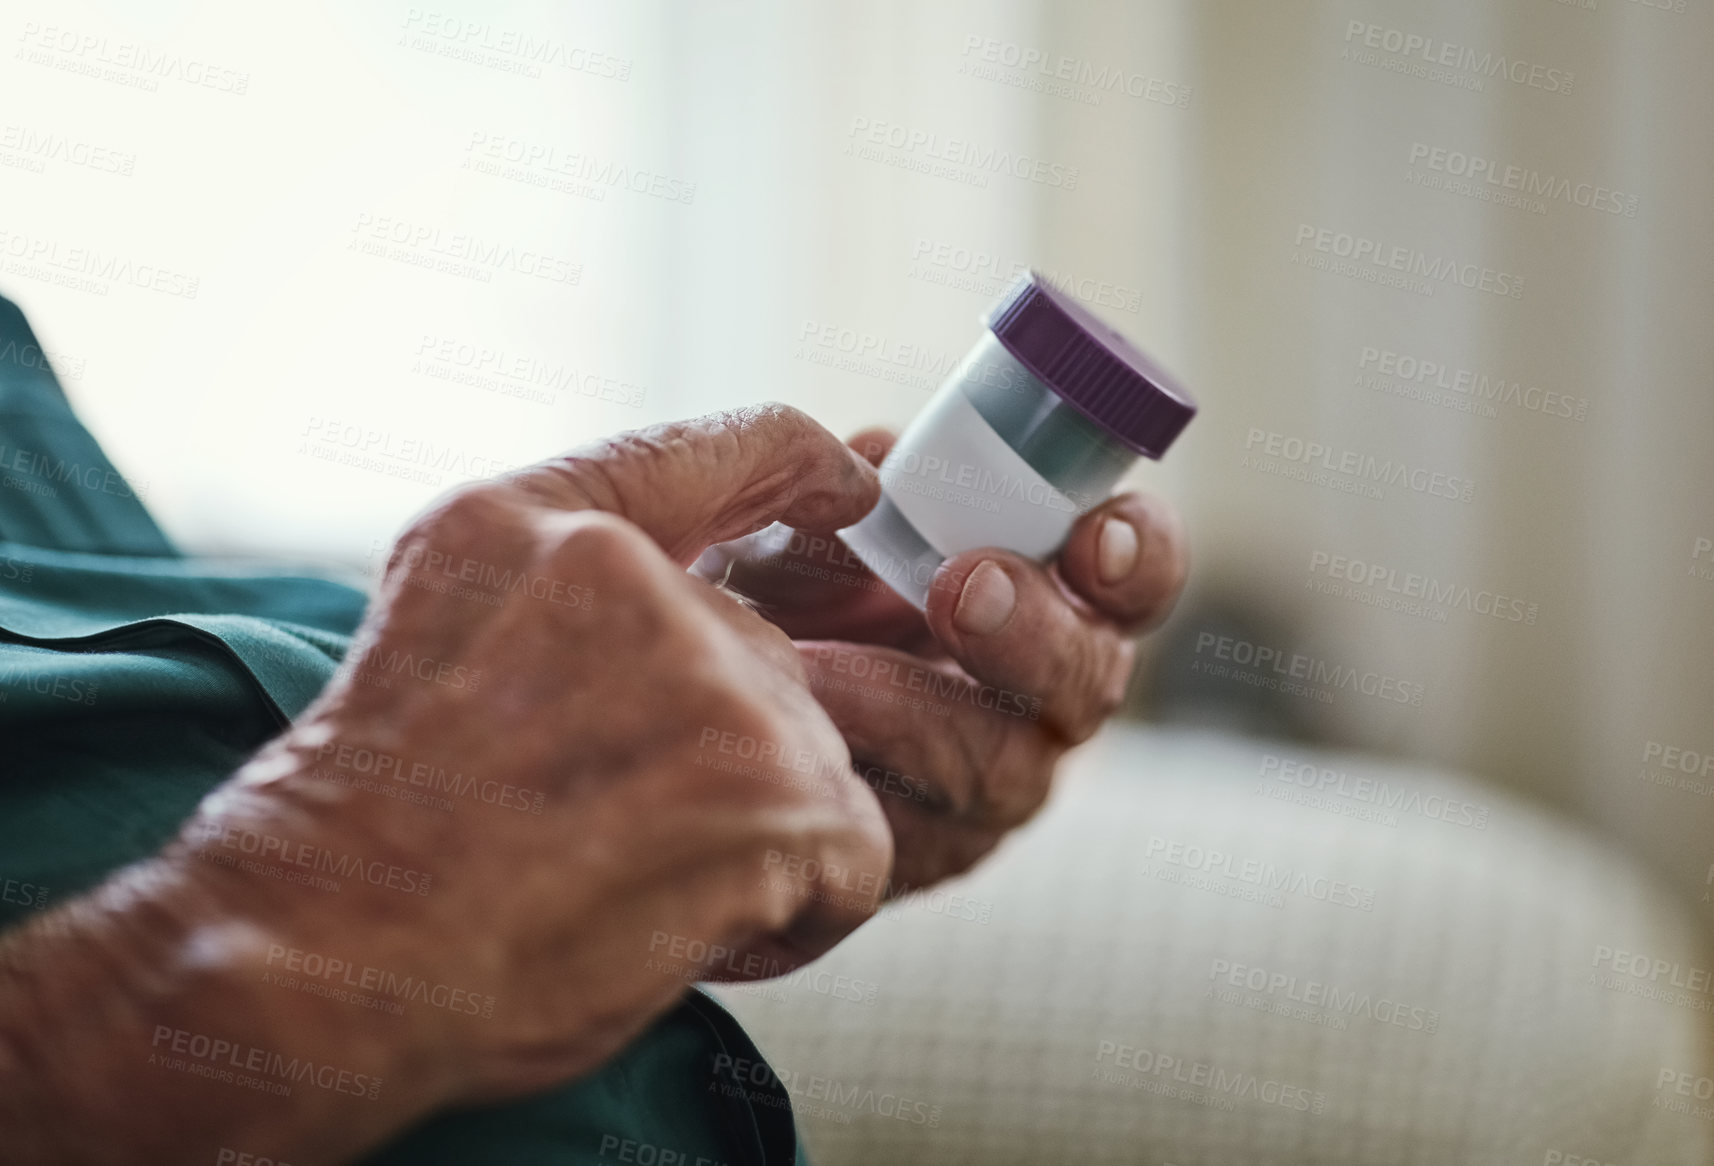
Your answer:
[5,0,1713,921]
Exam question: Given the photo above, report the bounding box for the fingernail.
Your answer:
[954,561,1016,635]
[1097,516,1139,584]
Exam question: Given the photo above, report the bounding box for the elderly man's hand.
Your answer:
[707,429,1188,893]
[0,405,893,1164]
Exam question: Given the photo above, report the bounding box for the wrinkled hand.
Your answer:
[168,405,894,1113]
[710,429,1188,893]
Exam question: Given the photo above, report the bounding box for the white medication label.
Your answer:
[878,386,1085,561]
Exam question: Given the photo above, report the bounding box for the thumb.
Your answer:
[506,403,881,565]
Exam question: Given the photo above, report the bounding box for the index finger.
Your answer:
[505,403,881,565]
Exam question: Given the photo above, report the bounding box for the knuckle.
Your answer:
[1134,505,1190,623]
[720,696,788,753]
[1158,543,1190,615]
[844,784,893,856]
[544,511,668,598]
[761,789,891,917]
[720,402,816,461]
[1051,628,1118,744]
[1096,638,1137,720]
[550,509,652,568]
[1128,560,1184,630]
[690,694,806,784]
[740,401,812,433]
[404,483,512,549]
[748,872,804,935]
[974,717,1047,825]
[381,486,520,591]
[539,422,710,516]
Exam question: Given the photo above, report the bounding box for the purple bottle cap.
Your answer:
[983,269,1196,458]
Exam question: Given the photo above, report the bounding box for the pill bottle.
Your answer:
[838,269,1196,609]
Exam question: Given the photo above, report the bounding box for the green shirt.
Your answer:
[0,294,804,1166]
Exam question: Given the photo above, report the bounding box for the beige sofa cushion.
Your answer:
[714,725,1714,1166]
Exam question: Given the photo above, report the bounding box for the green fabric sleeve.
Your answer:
[0,291,805,1165]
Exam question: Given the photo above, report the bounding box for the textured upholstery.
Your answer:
[715,725,1714,1166]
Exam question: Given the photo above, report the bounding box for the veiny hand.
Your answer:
[709,428,1188,893]
[0,405,892,1164]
